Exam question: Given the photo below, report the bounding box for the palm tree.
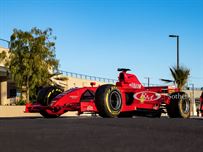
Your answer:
[170,66,190,90]
[162,66,190,91]
[162,66,191,118]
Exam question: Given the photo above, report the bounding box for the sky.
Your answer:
[0,0,203,88]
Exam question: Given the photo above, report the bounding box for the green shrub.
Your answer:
[16,100,26,105]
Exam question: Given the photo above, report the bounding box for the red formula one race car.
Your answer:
[25,68,190,118]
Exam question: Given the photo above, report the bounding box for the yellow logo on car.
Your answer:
[140,94,145,103]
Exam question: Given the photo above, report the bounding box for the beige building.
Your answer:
[0,46,112,105]
[0,46,17,105]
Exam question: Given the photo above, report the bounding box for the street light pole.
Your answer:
[176,36,179,69]
[0,38,10,48]
[169,35,179,69]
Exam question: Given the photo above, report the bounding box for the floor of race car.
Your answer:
[0,117,202,152]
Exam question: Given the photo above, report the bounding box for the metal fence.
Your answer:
[58,70,117,84]
[142,83,162,87]
[57,70,203,90]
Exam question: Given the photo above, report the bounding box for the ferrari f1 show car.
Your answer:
[25,68,191,118]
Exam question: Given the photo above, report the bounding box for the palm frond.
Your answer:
[160,79,175,83]
[169,66,190,90]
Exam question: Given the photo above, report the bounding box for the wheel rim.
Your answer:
[109,91,121,111]
[182,98,190,113]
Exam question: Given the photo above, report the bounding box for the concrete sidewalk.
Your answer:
[0,106,78,117]
[0,106,201,118]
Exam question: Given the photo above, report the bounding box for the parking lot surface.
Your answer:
[0,117,202,152]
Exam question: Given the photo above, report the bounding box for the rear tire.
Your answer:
[95,84,122,118]
[167,92,190,118]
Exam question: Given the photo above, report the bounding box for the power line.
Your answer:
[190,76,203,80]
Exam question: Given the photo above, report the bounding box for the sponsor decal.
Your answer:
[129,83,142,89]
[69,95,78,99]
[134,91,161,103]
[87,105,93,111]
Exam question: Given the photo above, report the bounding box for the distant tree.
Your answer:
[162,66,190,91]
[0,27,59,103]
[0,50,7,61]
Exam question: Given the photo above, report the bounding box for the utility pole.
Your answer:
[144,77,150,87]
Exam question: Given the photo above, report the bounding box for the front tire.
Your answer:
[95,84,122,118]
[37,86,63,106]
[37,86,63,118]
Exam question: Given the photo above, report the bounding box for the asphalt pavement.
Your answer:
[0,117,202,152]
